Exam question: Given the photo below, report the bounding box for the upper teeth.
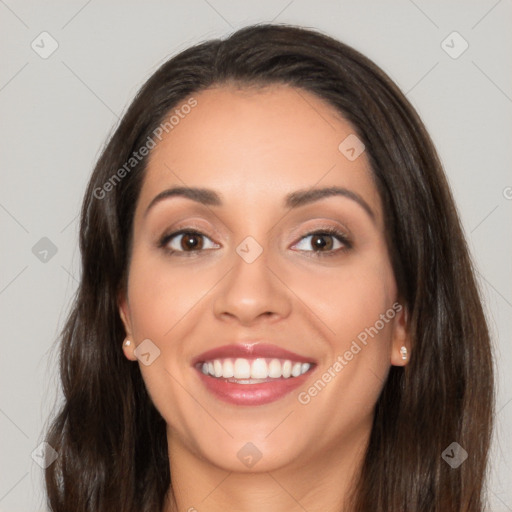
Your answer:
[200,358,311,379]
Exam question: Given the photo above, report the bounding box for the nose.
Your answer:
[212,242,292,327]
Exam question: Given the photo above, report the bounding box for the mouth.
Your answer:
[192,343,317,406]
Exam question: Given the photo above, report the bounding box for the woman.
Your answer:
[44,23,494,511]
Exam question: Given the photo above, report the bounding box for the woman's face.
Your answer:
[119,84,408,474]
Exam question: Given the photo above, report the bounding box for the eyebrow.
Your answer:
[144,185,375,221]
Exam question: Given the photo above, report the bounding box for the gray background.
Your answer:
[1,1,511,510]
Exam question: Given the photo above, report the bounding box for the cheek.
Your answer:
[292,261,397,431]
[124,252,209,433]
[126,251,217,340]
[286,249,397,353]
[328,267,395,348]
[286,247,397,416]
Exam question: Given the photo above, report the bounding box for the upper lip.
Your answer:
[191,342,316,366]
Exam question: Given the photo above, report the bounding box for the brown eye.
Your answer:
[180,233,203,251]
[310,234,334,251]
[159,229,219,255]
[291,228,352,257]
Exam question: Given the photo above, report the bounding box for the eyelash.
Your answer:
[158,226,352,258]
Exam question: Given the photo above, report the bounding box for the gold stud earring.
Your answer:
[400,346,408,360]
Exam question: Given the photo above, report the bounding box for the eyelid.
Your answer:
[289,218,353,239]
[158,219,220,242]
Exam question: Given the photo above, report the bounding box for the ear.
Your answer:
[389,302,411,367]
[118,291,137,362]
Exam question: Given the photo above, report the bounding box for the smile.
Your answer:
[192,342,317,406]
[197,357,312,381]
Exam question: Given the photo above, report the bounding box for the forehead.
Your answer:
[137,84,382,223]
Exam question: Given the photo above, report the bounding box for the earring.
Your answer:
[400,346,408,360]
[124,339,131,347]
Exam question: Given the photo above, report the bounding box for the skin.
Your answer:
[118,84,410,512]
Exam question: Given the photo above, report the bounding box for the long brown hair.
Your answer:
[45,23,494,511]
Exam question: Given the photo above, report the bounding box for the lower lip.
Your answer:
[195,367,314,406]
